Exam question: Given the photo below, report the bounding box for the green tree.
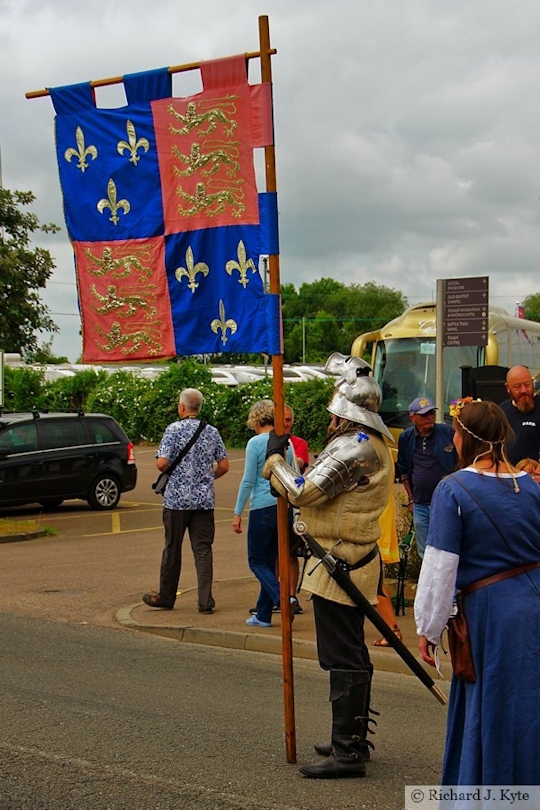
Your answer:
[0,189,59,353]
[522,293,540,323]
[303,311,342,362]
[24,338,69,364]
[282,278,408,362]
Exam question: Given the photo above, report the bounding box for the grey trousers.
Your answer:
[160,508,215,611]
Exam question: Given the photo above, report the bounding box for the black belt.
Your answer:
[338,544,379,574]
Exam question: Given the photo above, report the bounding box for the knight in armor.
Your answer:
[262,352,394,779]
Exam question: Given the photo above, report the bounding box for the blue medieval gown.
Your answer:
[415,468,540,786]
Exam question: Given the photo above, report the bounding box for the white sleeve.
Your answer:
[414,545,459,644]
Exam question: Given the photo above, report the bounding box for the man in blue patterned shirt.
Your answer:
[143,388,229,613]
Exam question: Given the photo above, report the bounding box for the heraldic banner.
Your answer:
[49,56,281,362]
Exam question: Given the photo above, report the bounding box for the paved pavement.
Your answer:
[118,575,455,681]
[0,444,453,683]
[116,447,452,682]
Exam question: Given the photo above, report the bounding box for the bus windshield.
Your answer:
[373,338,484,426]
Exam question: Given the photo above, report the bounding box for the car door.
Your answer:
[0,422,43,504]
[37,418,94,499]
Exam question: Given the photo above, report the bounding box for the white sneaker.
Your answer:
[246,615,272,628]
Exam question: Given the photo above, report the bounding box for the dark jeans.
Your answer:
[247,505,281,623]
[160,508,215,611]
[312,594,371,672]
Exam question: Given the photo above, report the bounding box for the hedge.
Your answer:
[2,361,335,451]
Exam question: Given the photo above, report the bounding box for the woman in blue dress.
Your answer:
[415,397,540,786]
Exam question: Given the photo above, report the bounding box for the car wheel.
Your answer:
[39,499,64,510]
[87,474,121,510]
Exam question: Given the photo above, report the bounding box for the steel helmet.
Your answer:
[324,352,394,442]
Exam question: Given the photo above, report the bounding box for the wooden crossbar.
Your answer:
[25,48,276,99]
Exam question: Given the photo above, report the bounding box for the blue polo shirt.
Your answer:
[411,431,447,504]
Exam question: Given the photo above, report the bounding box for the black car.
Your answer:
[0,412,137,510]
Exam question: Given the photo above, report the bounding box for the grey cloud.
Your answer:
[2,0,539,359]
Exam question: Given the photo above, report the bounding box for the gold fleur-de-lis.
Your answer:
[117,120,150,165]
[210,300,237,345]
[64,126,98,172]
[174,247,209,292]
[97,179,131,225]
[225,240,256,288]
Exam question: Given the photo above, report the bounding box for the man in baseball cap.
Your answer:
[408,397,436,415]
[396,396,457,558]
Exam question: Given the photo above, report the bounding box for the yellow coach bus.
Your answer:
[351,302,540,434]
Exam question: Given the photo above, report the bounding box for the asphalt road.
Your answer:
[0,445,449,809]
[0,612,447,810]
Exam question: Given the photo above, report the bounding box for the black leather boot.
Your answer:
[312,664,376,760]
[300,669,370,779]
[313,734,374,759]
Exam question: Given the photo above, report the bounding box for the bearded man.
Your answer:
[500,365,540,464]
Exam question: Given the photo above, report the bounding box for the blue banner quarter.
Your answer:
[164,224,268,355]
[123,67,172,104]
[55,104,165,241]
[259,192,279,255]
[49,61,281,362]
[264,293,283,355]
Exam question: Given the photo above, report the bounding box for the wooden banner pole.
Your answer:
[26,16,296,762]
[258,15,297,765]
[25,49,276,100]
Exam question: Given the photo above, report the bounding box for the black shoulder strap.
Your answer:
[167,420,206,476]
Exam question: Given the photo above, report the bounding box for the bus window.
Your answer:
[375,338,435,423]
[514,327,540,369]
[494,326,509,367]
[442,345,484,407]
[374,339,483,426]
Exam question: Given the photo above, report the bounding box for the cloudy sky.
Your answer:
[2,0,540,361]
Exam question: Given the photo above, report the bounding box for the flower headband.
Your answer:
[450,397,495,443]
[448,397,480,418]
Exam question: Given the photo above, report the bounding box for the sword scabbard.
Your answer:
[294,522,448,706]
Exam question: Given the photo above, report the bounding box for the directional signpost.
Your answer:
[442,276,489,347]
[435,276,490,419]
